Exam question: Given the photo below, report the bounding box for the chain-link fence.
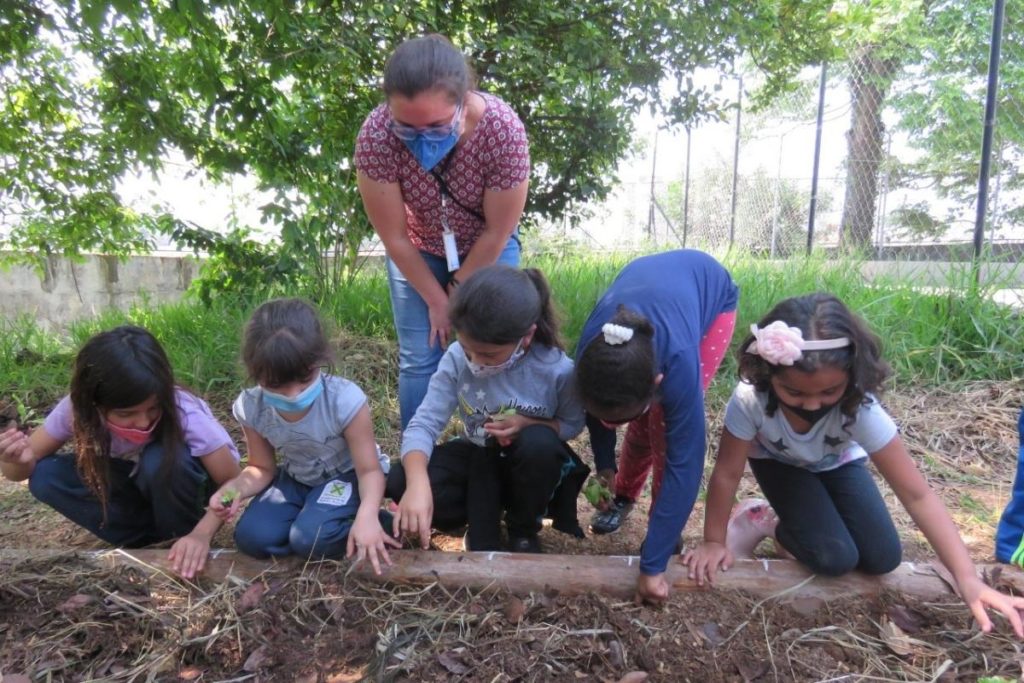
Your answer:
[561,1,1023,263]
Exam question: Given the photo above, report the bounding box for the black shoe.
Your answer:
[508,535,543,553]
[590,497,634,535]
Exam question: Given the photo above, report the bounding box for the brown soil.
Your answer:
[1,373,1022,681]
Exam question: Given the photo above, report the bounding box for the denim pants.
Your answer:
[385,424,585,550]
[234,468,363,559]
[996,408,1024,564]
[28,442,210,547]
[749,457,902,576]
[387,234,520,429]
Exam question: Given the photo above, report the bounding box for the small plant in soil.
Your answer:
[583,477,613,507]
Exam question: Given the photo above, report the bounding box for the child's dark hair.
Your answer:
[383,34,476,102]
[449,265,563,350]
[69,326,184,514]
[575,306,657,415]
[738,292,891,418]
[242,298,333,387]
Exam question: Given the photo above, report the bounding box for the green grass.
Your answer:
[1,252,1021,420]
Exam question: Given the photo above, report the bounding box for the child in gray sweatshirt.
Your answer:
[385,265,589,553]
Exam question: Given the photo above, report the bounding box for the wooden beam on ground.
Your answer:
[2,548,1020,601]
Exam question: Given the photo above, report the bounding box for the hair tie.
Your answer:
[601,323,634,346]
[745,321,850,366]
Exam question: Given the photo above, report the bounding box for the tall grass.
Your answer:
[2,252,1021,418]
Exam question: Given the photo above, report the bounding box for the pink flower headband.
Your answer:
[745,321,850,366]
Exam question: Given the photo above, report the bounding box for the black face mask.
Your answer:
[780,402,837,425]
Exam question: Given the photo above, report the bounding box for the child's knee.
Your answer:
[27,459,64,505]
[858,538,902,575]
[385,462,407,501]
[234,516,277,559]
[801,539,859,577]
[289,519,350,559]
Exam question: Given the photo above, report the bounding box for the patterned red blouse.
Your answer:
[355,92,530,258]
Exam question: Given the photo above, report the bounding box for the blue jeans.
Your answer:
[749,458,902,576]
[28,442,210,547]
[234,468,363,559]
[387,234,521,429]
[997,408,1024,563]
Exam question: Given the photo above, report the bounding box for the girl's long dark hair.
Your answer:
[69,326,183,514]
[449,265,564,350]
[737,292,892,419]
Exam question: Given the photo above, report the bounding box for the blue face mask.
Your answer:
[403,130,459,172]
[262,374,324,413]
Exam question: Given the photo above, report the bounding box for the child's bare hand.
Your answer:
[681,541,733,586]
[394,481,433,550]
[959,575,1024,638]
[635,572,670,604]
[483,413,528,447]
[208,487,241,521]
[168,533,211,580]
[0,427,34,465]
[346,511,402,575]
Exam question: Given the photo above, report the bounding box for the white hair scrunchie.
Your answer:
[602,323,634,346]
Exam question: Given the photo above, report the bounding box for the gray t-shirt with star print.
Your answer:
[723,381,898,472]
[400,342,585,460]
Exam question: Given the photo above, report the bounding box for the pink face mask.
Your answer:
[106,415,161,445]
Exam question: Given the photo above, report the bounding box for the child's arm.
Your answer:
[0,426,64,481]
[395,450,433,550]
[208,426,278,518]
[344,404,401,574]
[682,428,754,585]
[167,445,241,579]
[873,435,1024,637]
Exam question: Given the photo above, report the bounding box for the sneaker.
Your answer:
[590,497,634,535]
[508,535,543,553]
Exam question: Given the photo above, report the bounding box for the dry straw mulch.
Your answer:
[3,551,1024,682]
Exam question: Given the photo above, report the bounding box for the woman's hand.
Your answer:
[0,427,34,465]
[208,485,242,522]
[958,574,1024,638]
[427,299,451,350]
[635,572,670,604]
[394,479,434,550]
[168,532,212,580]
[680,541,733,587]
[347,509,403,575]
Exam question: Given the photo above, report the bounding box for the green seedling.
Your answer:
[583,477,613,507]
[489,406,518,422]
[219,489,239,507]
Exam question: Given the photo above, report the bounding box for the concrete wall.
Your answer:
[0,253,1019,329]
[0,252,198,329]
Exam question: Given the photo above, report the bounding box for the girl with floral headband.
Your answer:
[683,293,1024,638]
[575,249,739,603]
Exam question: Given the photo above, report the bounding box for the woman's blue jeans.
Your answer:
[387,234,520,429]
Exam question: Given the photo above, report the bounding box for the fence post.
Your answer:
[729,76,742,249]
[807,63,828,255]
[683,126,691,247]
[973,0,1006,277]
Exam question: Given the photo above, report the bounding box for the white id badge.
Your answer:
[442,229,460,272]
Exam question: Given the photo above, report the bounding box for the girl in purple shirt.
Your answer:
[0,326,240,579]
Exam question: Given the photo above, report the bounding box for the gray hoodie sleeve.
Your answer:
[400,347,461,460]
[554,359,586,441]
